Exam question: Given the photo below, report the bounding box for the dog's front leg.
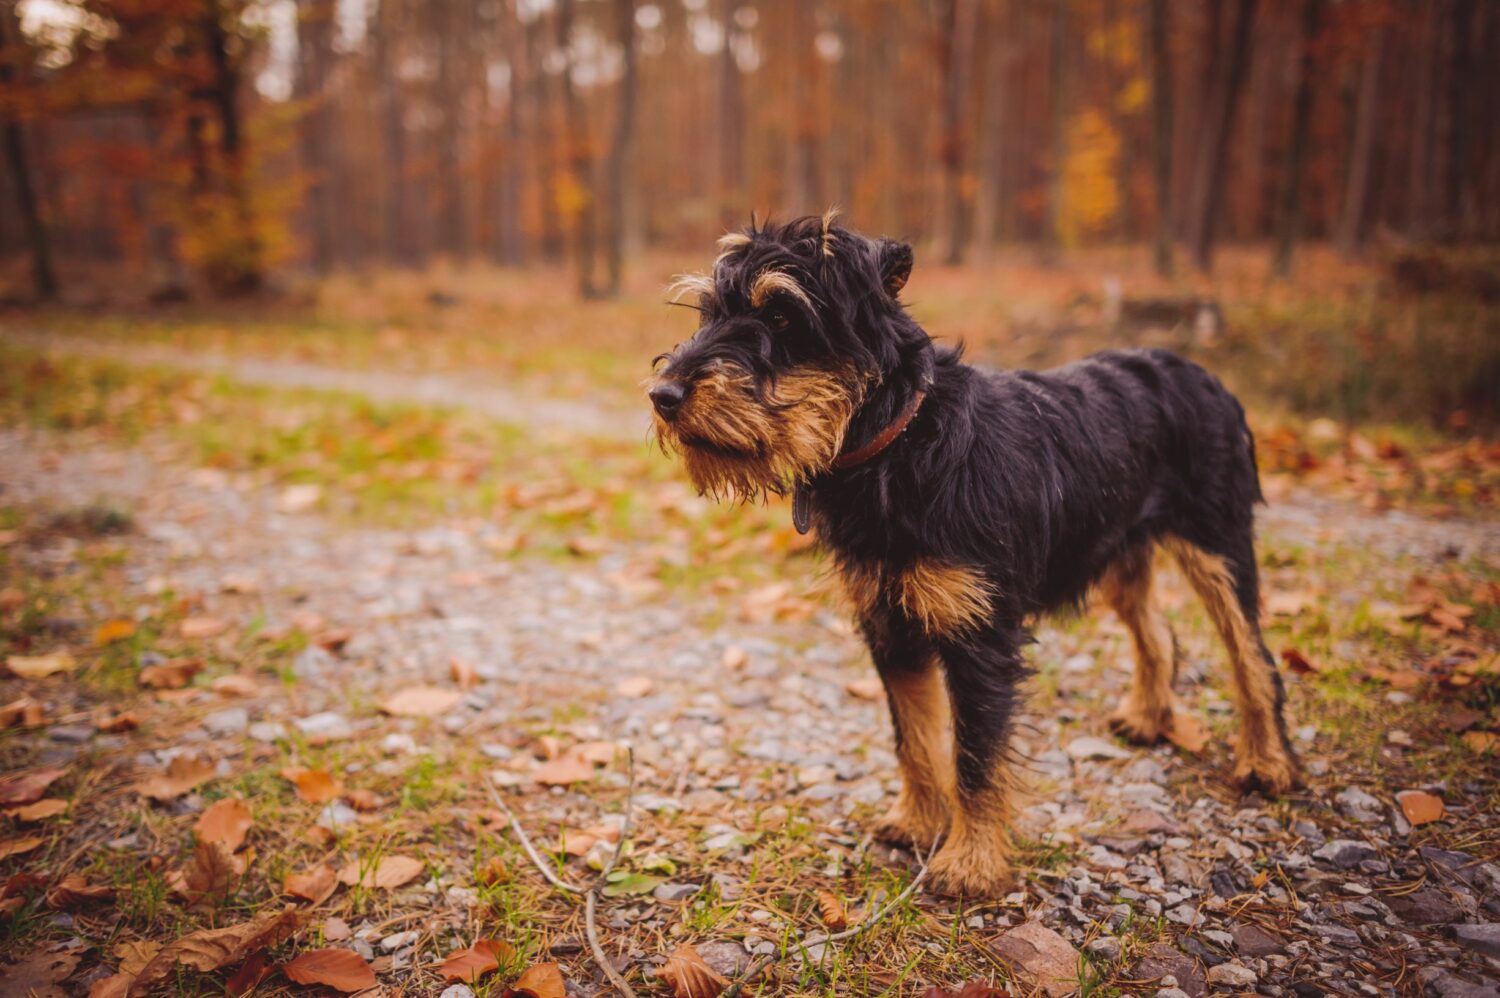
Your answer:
[861,611,952,848]
[926,624,1029,896]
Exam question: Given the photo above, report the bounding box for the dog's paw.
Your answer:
[873,796,948,848]
[1232,752,1300,796]
[926,838,1013,897]
[1108,700,1172,744]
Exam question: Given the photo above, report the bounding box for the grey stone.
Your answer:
[248,721,285,743]
[1132,943,1207,998]
[693,941,751,978]
[440,987,476,998]
[652,882,698,902]
[1086,936,1121,961]
[1386,888,1462,925]
[1334,786,1383,824]
[1419,968,1500,998]
[1229,922,1283,957]
[1454,923,1500,960]
[1066,736,1132,761]
[47,725,95,743]
[1205,962,1257,987]
[381,929,418,952]
[202,707,248,737]
[294,711,353,742]
[1122,757,1170,785]
[1312,839,1376,869]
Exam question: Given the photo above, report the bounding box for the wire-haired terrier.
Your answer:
[646,213,1299,896]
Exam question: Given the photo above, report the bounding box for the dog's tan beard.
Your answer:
[651,365,862,502]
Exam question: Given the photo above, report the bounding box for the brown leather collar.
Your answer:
[830,389,927,470]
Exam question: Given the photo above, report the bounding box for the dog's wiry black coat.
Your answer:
[649,215,1297,894]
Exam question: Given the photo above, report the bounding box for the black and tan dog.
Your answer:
[646,214,1298,895]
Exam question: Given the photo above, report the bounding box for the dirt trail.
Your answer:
[7,330,646,440]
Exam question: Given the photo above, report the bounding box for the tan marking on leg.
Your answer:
[873,660,954,847]
[1099,550,1179,744]
[896,561,995,635]
[927,756,1018,897]
[1163,537,1298,792]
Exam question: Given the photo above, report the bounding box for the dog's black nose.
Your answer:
[650,380,689,418]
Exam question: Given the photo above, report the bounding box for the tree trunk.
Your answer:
[974,1,1013,255]
[1336,20,1384,258]
[602,0,636,296]
[0,4,57,301]
[1148,0,1173,275]
[436,2,467,260]
[717,0,742,227]
[556,0,597,298]
[1273,0,1322,278]
[940,0,979,264]
[788,0,820,213]
[373,0,410,264]
[495,6,525,265]
[1186,0,1258,272]
[1407,0,1437,239]
[202,0,261,292]
[295,0,336,271]
[1044,0,1068,258]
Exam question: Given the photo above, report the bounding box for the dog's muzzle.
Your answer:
[649,379,690,419]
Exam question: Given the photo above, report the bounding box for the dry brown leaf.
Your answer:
[476,856,510,886]
[223,950,274,996]
[126,909,303,996]
[506,961,566,998]
[281,766,344,804]
[282,948,376,992]
[1462,731,1499,753]
[844,677,884,701]
[336,854,425,890]
[0,696,46,728]
[450,656,479,689]
[95,619,137,645]
[1397,790,1446,826]
[284,864,339,905]
[180,616,228,639]
[0,836,46,860]
[182,839,242,898]
[314,628,352,652]
[0,586,22,610]
[1,951,79,998]
[816,889,848,931]
[5,650,77,679]
[45,874,114,909]
[1279,648,1321,675]
[112,940,161,976]
[1166,711,1210,754]
[135,754,216,800]
[138,659,202,689]
[0,766,66,805]
[440,939,514,983]
[284,865,339,905]
[5,797,68,821]
[323,917,352,941]
[197,798,253,852]
[90,974,133,998]
[659,944,729,998]
[346,789,382,812]
[96,711,139,732]
[574,741,619,765]
[211,675,259,697]
[378,685,463,717]
[532,755,595,787]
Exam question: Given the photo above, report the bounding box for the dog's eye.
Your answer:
[766,309,791,332]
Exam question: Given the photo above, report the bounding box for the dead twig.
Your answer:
[720,839,939,998]
[486,748,639,998]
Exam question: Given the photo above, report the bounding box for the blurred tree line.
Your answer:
[0,0,1495,300]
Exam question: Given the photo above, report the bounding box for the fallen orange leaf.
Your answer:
[282,948,375,992]
[135,754,216,800]
[378,685,463,718]
[440,939,514,983]
[532,756,595,787]
[4,798,68,821]
[1397,790,1446,826]
[196,798,253,852]
[658,945,728,998]
[280,767,343,804]
[506,961,566,998]
[284,865,338,905]
[95,619,137,645]
[336,854,425,890]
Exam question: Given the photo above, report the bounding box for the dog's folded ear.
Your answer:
[877,239,913,298]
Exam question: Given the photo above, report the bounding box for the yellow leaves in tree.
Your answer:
[1058,107,1121,248]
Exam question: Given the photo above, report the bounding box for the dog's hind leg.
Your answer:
[1100,544,1180,744]
[860,611,953,848]
[925,625,1029,896]
[1164,534,1300,794]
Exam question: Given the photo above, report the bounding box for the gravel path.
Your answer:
[4,417,1499,996]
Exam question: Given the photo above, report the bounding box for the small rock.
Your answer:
[1313,839,1376,870]
[1418,967,1500,998]
[548,937,584,956]
[1066,736,1131,761]
[440,987,476,998]
[694,941,751,978]
[1386,888,1463,925]
[382,733,416,755]
[381,930,419,952]
[1121,757,1169,784]
[47,725,94,743]
[202,708,248,737]
[1156,990,1192,998]
[1454,923,1500,960]
[1205,961,1257,987]
[1085,936,1120,961]
[652,882,698,902]
[989,921,1080,998]
[317,802,359,831]
[1333,786,1383,824]
[294,711,353,742]
[1229,922,1283,957]
[248,721,285,743]
[1132,944,1207,998]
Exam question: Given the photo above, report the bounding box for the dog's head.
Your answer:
[647,212,930,501]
